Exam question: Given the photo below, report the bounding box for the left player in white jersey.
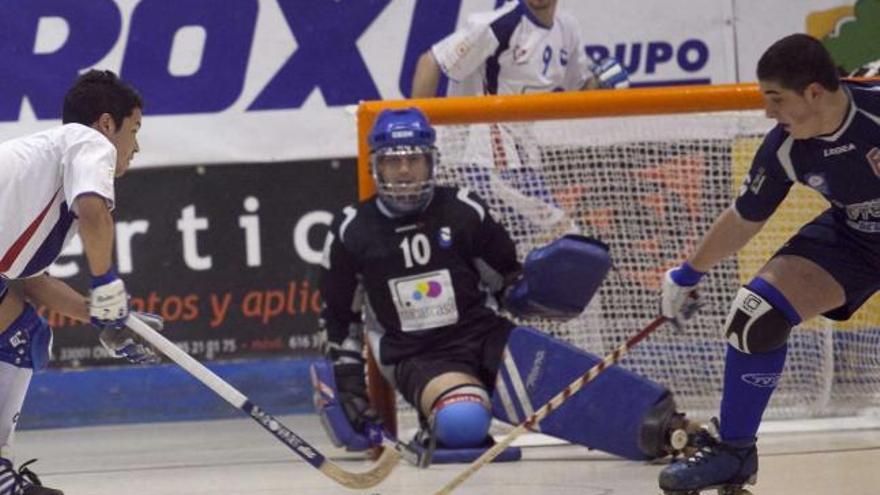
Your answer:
[0,70,162,495]
[410,0,628,238]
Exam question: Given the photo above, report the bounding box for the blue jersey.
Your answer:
[735,81,880,239]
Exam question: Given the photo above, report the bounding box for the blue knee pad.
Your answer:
[0,304,53,370]
[433,388,492,449]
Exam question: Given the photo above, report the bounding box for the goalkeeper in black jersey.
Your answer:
[310,107,696,464]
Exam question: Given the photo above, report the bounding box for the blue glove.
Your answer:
[99,311,162,364]
[588,57,630,89]
[89,269,129,330]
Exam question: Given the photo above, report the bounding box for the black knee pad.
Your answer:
[723,286,792,353]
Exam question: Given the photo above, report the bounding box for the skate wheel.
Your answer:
[669,428,689,451]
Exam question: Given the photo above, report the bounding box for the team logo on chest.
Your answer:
[805,173,830,195]
[438,226,453,248]
[868,147,880,178]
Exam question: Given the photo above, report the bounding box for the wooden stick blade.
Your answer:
[319,445,401,489]
[431,424,528,495]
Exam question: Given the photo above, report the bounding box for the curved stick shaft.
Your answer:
[126,315,399,489]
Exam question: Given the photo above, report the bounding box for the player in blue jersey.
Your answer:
[658,33,880,494]
[0,71,161,495]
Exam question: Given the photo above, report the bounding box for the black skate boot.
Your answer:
[0,458,64,495]
[658,429,757,495]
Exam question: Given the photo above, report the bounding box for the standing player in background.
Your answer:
[410,0,628,237]
[410,0,627,97]
[658,34,880,494]
[0,70,161,495]
[310,107,696,466]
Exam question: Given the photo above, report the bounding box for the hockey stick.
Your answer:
[432,315,668,495]
[125,314,400,489]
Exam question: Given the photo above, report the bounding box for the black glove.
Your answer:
[334,362,382,433]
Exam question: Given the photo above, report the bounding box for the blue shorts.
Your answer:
[774,209,880,321]
[0,304,53,369]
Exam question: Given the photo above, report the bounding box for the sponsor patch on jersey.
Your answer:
[741,372,782,388]
[845,198,880,233]
[438,226,452,248]
[388,269,459,331]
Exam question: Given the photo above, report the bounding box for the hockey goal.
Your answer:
[356,84,880,433]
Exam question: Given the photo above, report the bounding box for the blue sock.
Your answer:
[719,278,799,444]
[719,343,787,444]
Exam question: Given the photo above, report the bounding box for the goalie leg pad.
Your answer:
[724,278,800,354]
[506,235,611,320]
[432,386,492,449]
[0,304,52,371]
[492,327,671,460]
[309,359,373,452]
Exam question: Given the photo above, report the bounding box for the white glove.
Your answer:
[99,311,162,364]
[588,57,630,89]
[89,270,129,330]
[660,264,705,329]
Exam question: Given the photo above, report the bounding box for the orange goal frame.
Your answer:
[355,83,765,435]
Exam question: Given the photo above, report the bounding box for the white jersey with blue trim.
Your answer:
[0,124,116,279]
[431,0,590,96]
[735,80,880,238]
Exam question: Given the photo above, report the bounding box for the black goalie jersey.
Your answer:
[319,186,519,364]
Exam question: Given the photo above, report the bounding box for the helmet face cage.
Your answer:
[370,144,438,215]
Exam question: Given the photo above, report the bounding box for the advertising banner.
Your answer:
[40,159,357,368]
[735,0,879,81]
[0,0,736,167]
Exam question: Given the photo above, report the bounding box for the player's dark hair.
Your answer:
[62,70,143,128]
[757,34,840,92]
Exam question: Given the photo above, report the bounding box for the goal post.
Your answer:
[357,84,764,200]
[355,84,880,436]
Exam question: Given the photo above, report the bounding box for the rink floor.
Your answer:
[14,414,880,495]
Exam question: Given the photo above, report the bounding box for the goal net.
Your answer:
[356,85,880,429]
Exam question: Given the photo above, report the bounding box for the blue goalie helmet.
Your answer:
[368,108,438,215]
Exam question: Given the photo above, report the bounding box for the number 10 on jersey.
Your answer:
[399,234,431,268]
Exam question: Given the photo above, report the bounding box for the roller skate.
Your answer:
[0,458,64,495]
[658,425,757,495]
